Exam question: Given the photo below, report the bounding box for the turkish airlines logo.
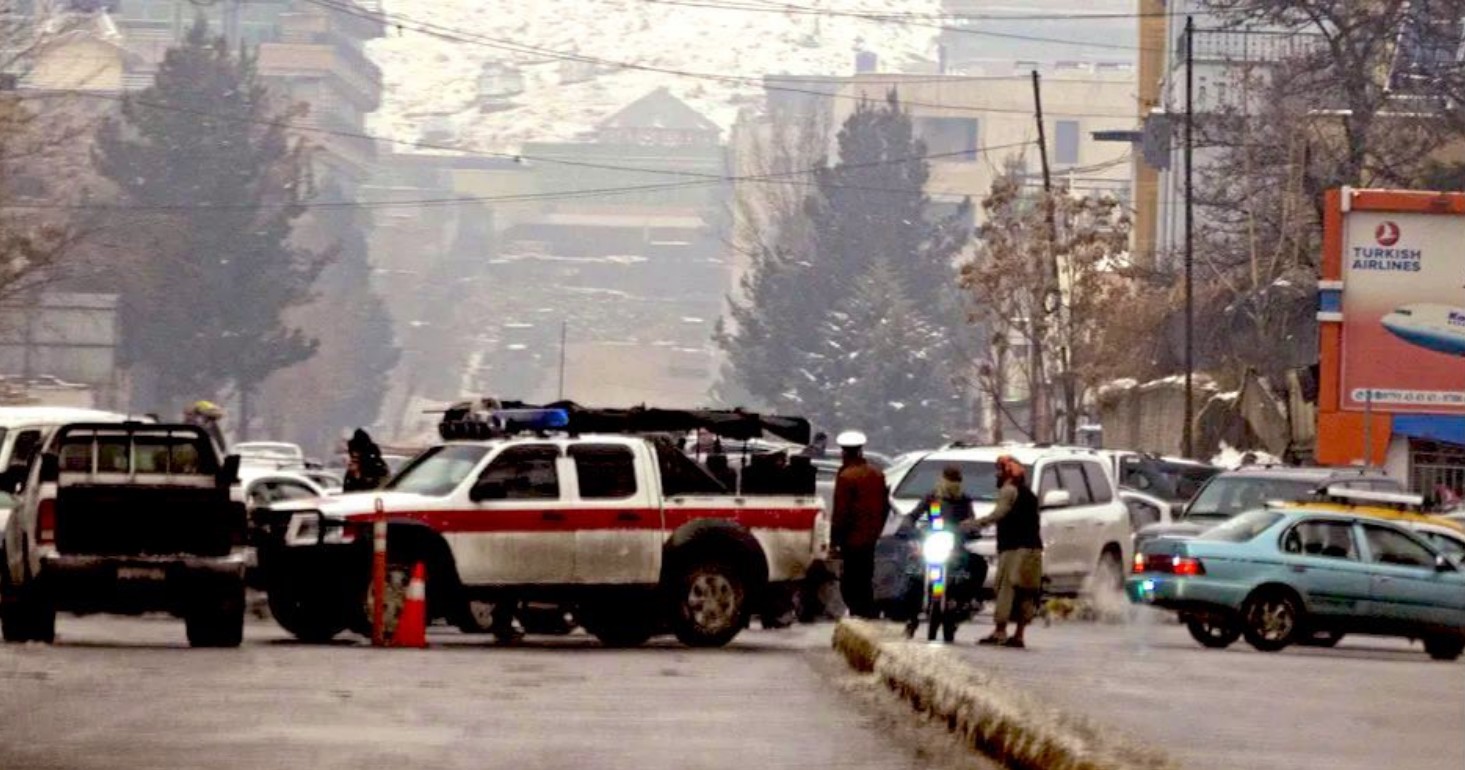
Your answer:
[1375,221,1401,246]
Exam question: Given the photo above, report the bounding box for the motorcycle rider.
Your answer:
[965,455,1043,649]
[902,465,982,619]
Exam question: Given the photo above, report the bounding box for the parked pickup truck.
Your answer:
[257,434,828,648]
[1,423,248,647]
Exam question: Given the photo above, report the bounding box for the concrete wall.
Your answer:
[1098,376,1215,456]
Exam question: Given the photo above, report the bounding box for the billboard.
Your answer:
[1340,211,1465,414]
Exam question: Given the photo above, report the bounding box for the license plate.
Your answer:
[118,567,165,581]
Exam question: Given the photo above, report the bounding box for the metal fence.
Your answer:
[1410,439,1465,500]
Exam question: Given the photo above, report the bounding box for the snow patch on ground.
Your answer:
[369,0,942,151]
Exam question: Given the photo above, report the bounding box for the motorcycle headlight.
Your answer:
[922,531,957,564]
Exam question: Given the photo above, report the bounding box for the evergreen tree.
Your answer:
[719,92,972,444]
[801,260,961,450]
[93,17,324,421]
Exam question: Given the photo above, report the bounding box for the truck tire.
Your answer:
[1424,635,1464,662]
[268,587,349,643]
[581,612,656,648]
[187,580,245,648]
[2,574,55,644]
[669,560,748,648]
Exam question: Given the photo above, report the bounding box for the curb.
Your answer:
[832,618,1178,770]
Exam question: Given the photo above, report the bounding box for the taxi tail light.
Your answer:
[1134,553,1205,575]
[37,499,56,545]
[1171,556,1205,576]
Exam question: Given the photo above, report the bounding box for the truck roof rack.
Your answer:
[437,399,812,445]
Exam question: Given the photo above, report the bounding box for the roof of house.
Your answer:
[597,87,719,134]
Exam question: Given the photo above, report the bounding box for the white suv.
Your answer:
[885,446,1131,595]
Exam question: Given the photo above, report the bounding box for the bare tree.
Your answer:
[1183,1,1465,383]
[961,170,1141,443]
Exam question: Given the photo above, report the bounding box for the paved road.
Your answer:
[0,617,984,770]
[951,612,1465,770]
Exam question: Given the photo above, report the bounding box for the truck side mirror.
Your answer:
[470,479,507,502]
[38,454,59,484]
[219,455,241,487]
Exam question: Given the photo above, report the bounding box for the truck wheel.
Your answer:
[1424,636,1464,661]
[268,587,349,643]
[2,574,55,644]
[582,613,656,648]
[670,561,748,648]
[187,580,245,648]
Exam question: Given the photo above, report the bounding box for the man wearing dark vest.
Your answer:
[964,455,1043,648]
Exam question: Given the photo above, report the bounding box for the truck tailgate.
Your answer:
[55,485,237,557]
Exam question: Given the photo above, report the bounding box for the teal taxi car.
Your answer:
[1127,494,1465,661]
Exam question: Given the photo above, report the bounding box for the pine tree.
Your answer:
[92,17,324,420]
[801,260,961,450]
[719,92,972,444]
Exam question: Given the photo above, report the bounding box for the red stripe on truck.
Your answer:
[344,506,820,534]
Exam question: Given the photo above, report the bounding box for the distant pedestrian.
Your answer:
[343,429,391,492]
[966,455,1043,648]
[184,400,227,450]
[831,430,888,619]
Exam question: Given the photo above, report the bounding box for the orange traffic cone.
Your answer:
[392,562,428,648]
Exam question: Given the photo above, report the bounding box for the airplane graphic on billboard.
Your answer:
[1381,303,1465,357]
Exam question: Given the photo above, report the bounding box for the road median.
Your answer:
[832,618,1177,770]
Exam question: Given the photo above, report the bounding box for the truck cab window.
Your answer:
[569,444,637,499]
[653,440,726,496]
[478,445,561,500]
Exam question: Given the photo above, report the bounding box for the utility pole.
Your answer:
[557,320,567,401]
[1183,16,1196,460]
[1031,70,1060,443]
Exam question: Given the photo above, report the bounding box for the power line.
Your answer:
[640,0,1176,22]
[298,0,1139,117]
[2,136,1033,211]
[630,0,1158,52]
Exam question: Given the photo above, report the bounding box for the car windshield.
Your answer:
[1159,461,1220,501]
[1196,510,1283,542]
[385,445,490,497]
[893,459,1005,501]
[1185,477,1319,520]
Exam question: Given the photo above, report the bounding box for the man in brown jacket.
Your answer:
[831,431,888,618]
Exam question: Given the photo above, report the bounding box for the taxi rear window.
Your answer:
[1196,510,1283,542]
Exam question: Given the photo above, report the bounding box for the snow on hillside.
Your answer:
[366,0,942,151]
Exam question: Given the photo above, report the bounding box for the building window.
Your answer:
[1054,120,1080,165]
[916,117,979,161]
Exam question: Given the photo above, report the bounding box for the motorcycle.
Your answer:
[904,501,983,643]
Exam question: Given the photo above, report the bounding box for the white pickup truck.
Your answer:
[257,433,828,648]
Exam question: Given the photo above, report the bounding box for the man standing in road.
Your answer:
[831,431,887,619]
[966,455,1043,648]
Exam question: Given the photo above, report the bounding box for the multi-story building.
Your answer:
[19,1,382,194]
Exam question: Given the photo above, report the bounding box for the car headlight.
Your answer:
[922,531,957,564]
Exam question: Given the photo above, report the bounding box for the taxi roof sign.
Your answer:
[1318,486,1425,510]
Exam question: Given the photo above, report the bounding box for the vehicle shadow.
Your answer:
[264,632,788,654]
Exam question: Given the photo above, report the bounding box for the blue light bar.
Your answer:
[491,408,570,432]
